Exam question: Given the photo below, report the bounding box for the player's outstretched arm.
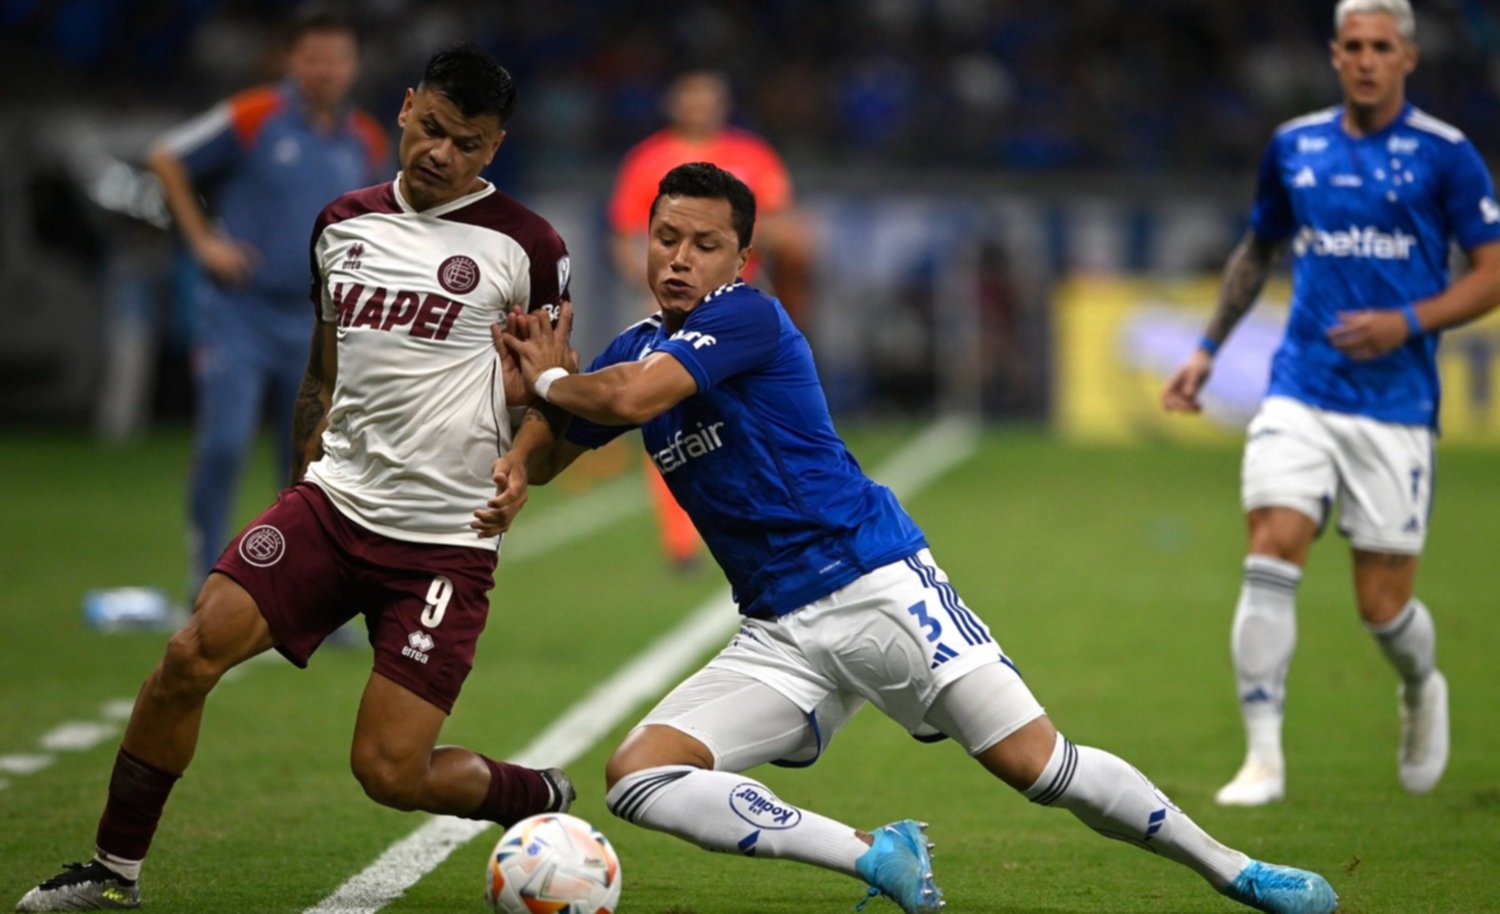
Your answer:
[1162,230,1281,413]
[469,406,586,538]
[1329,240,1500,360]
[290,317,337,484]
[503,302,698,426]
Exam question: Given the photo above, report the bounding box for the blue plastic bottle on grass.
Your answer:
[83,587,170,631]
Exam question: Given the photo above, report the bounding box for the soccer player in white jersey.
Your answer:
[1162,0,1500,807]
[17,45,576,912]
[479,162,1337,914]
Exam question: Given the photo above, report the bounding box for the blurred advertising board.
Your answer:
[1055,276,1500,446]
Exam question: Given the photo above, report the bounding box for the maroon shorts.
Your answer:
[213,482,497,714]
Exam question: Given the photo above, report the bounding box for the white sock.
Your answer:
[1232,555,1301,767]
[94,850,141,882]
[1368,598,1436,696]
[1026,735,1249,889]
[606,765,871,874]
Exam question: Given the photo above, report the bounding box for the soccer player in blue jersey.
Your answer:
[1162,0,1500,807]
[482,162,1336,914]
[147,7,388,592]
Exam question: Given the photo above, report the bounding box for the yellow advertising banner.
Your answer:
[1056,276,1500,445]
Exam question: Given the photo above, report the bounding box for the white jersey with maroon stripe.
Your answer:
[303,174,570,550]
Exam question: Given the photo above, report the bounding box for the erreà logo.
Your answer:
[402,630,433,665]
[651,421,726,474]
[729,784,802,830]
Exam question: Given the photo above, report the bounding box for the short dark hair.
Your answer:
[286,4,360,48]
[650,162,757,249]
[418,43,517,124]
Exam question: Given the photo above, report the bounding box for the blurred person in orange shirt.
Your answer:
[607,70,811,571]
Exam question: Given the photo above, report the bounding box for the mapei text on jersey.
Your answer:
[330,282,467,339]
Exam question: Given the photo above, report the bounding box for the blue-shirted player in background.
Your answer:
[147,6,387,590]
[1162,0,1500,807]
[482,162,1336,914]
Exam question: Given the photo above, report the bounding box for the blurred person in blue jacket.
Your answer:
[147,5,387,590]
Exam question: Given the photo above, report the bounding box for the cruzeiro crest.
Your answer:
[438,254,481,295]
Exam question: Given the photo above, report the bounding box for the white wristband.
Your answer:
[533,367,569,402]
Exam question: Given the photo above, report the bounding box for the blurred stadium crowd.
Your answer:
[5,0,1500,177]
[3,0,1500,430]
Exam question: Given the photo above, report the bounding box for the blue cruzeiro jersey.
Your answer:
[565,281,927,618]
[1250,103,1500,427]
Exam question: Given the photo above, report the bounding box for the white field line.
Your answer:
[303,416,981,914]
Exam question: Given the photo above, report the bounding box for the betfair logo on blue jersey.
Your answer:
[652,421,726,474]
[670,329,718,350]
[1293,225,1416,260]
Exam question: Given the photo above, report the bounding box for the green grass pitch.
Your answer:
[1,425,1497,913]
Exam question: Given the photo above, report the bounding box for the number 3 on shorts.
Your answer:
[907,600,942,642]
[420,575,453,628]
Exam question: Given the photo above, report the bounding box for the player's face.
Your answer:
[287,29,359,112]
[397,88,505,211]
[1330,12,1416,119]
[647,195,750,321]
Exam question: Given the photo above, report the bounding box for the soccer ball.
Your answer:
[486,812,622,914]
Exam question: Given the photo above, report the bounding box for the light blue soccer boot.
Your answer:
[854,819,945,913]
[1222,859,1338,914]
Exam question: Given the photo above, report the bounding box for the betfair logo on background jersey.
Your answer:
[1293,225,1416,260]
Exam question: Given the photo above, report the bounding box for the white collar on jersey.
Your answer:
[392,172,497,216]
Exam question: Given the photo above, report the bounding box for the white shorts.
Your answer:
[638,549,1046,766]
[1242,396,1434,554]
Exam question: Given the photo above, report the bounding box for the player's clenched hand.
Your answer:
[1327,309,1408,361]
[470,454,529,537]
[1161,349,1214,413]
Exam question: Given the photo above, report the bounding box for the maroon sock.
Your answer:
[95,748,181,862]
[465,756,552,826]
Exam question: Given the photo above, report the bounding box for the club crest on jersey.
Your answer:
[239,525,286,567]
[438,255,480,295]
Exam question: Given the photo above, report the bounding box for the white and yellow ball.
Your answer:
[486,813,622,914]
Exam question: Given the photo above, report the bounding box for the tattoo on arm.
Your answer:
[1205,232,1281,345]
[529,401,571,439]
[290,322,334,485]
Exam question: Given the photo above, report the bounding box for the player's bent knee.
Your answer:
[605,725,713,789]
[155,627,226,701]
[976,716,1059,792]
[349,750,423,811]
